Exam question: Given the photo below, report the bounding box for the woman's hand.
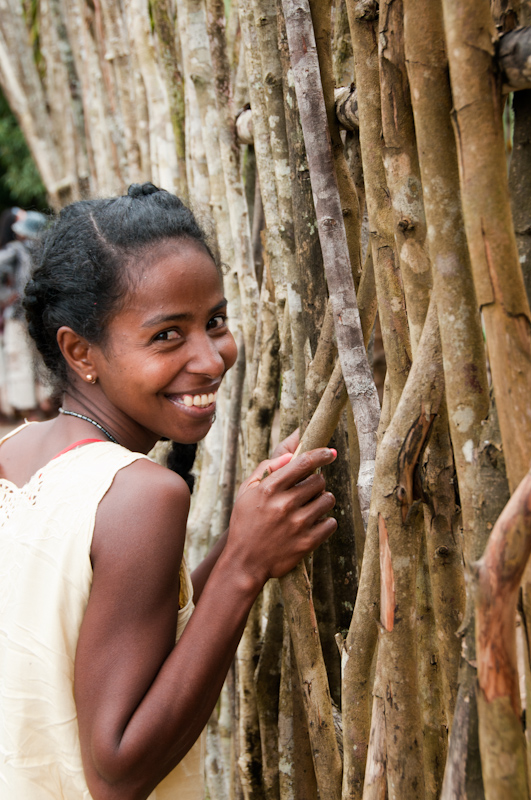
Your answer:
[227,447,337,584]
[191,432,310,600]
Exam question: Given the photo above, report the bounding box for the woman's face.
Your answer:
[91,239,237,445]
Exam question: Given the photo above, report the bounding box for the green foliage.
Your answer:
[0,91,47,210]
[148,0,156,33]
[21,0,45,81]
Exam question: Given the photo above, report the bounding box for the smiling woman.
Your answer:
[0,183,338,800]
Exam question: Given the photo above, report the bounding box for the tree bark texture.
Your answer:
[498,26,531,90]
[283,0,380,526]
[474,469,531,798]
[378,0,432,356]
[372,297,445,800]
[205,0,260,368]
[347,0,412,419]
[509,88,531,307]
[442,0,531,494]
[309,0,363,290]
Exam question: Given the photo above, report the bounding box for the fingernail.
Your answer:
[327,448,337,458]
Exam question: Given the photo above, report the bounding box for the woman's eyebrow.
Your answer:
[142,299,228,328]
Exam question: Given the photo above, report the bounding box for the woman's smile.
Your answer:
[166,389,218,409]
[164,388,219,419]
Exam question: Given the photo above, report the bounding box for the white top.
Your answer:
[0,428,204,799]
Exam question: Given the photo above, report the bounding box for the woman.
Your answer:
[0,183,337,800]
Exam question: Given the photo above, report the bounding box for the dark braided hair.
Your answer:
[23,182,213,490]
[167,442,197,493]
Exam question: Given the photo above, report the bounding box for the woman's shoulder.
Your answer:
[91,455,191,566]
[105,452,191,500]
[54,443,191,524]
[99,455,191,524]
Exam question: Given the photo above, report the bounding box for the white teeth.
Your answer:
[179,391,218,408]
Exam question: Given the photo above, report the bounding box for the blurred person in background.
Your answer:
[0,207,19,250]
[0,210,47,420]
[0,207,20,419]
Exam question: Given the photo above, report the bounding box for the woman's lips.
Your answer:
[166,390,217,410]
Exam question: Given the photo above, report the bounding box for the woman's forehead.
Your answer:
[127,238,222,289]
[130,237,216,272]
[119,240,224,316]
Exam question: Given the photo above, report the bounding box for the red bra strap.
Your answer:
[52,439,105,460]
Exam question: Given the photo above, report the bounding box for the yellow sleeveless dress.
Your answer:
[0,427,204,799]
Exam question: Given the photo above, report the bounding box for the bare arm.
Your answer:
[190,528,228,602]
[75,448,337,800]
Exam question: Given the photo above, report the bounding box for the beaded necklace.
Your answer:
[58,407,119,445]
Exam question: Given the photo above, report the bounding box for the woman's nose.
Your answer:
[187,334,225,377]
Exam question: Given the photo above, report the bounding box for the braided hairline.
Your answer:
[88,210,120,259]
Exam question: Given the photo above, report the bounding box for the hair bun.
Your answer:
[127,182,160,198]
[22,279,39,308]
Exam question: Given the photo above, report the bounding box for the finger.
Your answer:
[273,428,300,457]
[297,491,336,528]
[266,452,295,474]
[265,448,337,492]
[246,452,294,486]
[288,472,327,506]
[304,515,338,551]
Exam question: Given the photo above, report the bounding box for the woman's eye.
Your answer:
[208,314,227,330]
[154,329,181,342]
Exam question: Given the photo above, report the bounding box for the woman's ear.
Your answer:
[56,326,98,385]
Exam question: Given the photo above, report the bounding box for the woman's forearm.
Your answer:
[190,527,229,601]
[86,550,262,800]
